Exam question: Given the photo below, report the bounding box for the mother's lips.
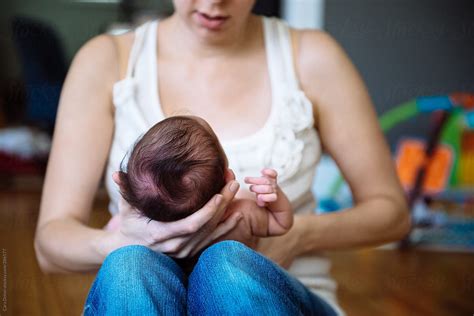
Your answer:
[199,12,229,19]
[196,11,229,19]
[195,12,230,30]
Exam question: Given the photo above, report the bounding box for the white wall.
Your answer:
[281,0,325,29]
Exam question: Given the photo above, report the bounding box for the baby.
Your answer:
[115,115,293,237]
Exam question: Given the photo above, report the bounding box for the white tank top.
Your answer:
[105,17,344,315]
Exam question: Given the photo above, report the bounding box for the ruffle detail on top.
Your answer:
[263,90,315,183]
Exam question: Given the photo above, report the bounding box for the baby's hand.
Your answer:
[244,168,278,208]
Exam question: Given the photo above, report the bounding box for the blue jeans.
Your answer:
[84,241,337,315]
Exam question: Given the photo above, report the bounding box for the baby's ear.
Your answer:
[112,171,126,188]
[224,168,235,183]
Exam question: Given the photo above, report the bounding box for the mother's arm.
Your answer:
[34,34,241,273]
[258,30,411,267]
[34,34,119,273]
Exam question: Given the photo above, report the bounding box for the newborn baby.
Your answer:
[113,115,293,237]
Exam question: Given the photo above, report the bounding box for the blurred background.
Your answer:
[0,0,473,315]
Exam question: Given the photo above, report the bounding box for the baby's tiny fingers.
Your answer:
[258,193,278,203]
[244,177,271,185]
[250,184,275,194]
[261,168,278,178]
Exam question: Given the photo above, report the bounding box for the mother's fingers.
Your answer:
[146,180,240,241]
[201,179,240,230]
[150,235,189,254]
[188,211,243,257]
[221,178,239,201]
[146,195,221,241]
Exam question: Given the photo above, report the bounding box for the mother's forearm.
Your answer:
[294,195,411,255]
[34,218,111,273]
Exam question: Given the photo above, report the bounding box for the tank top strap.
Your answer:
[263,17,300,91]
[124,20,153,79]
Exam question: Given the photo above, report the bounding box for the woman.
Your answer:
[34,0,411,315]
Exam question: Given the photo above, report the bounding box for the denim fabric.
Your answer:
[84,241,337,316]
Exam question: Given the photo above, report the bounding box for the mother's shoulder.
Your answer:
[290,28,347,82]
[70,30,134,86]
[289,28,353,127]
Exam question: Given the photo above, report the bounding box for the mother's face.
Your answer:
[172,0,256,42]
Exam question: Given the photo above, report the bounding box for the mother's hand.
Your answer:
[195,199,301,269]
[191,197,270,255]
[104,171,243,258]
[204,199,262,251]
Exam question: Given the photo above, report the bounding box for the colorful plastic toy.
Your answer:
[318,93,474,213]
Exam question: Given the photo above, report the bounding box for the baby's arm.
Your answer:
[244,169,293,236]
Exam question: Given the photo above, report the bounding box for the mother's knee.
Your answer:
[102,245,153,272]
[191,240,259,283]
[93,245,186,296]
[100,245,181,280]
[188,241,280,314]
[198,240,253,266]
[86,246,187,315]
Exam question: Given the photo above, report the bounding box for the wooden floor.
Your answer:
[0,176,473,316]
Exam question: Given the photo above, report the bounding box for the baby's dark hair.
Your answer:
[118,116,227,222]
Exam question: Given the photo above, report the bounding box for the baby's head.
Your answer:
[118,115,228,222]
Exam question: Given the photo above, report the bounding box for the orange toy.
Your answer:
[396,139,454,194]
